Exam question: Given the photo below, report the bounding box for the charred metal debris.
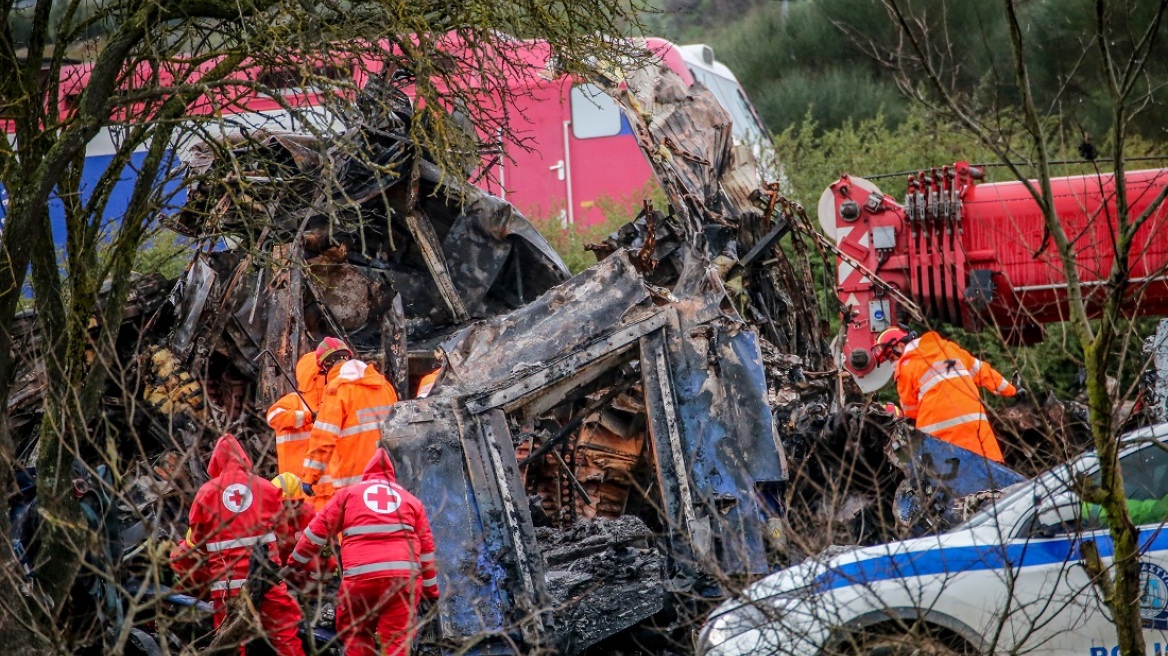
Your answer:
[4,66,1073,655]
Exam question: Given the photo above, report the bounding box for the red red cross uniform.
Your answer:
[289,448,439,656]
[170,435,306,656]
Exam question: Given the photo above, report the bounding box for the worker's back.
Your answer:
[183,434,283,595]
[314,449,434,583]
[267,352,326,474]
[895,332,1012,462]
[303,359,398,499]
[289,448,438,656]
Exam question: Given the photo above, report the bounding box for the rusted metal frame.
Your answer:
[170,256,218,359]
[404,209,470,323]
[550,446,594,507]
[255,245,295,408]
[301,274,356,349]
[254,349,309,410]
[516,377,637,467]
[380,293,408,397]
[287,215,312,363]
[473,409,549,644]
[639,311,702,561]
[465,311,671,415]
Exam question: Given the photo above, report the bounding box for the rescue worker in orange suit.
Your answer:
[296,337,398,510]
[169,434,306,656]
[267,352,333,583]
[267,352,326,475]
[873,328,1025,463]
[287,448,439,656]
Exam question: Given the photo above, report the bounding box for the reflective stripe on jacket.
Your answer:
[291,449,438,598]
[268,393,313,475]
[300,360,398,498]
[415,368,440,398]
[268,353,327,475]
[894,331,1016,462]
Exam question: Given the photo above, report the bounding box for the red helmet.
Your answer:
[315,336,352,364]
[872,327,910,364]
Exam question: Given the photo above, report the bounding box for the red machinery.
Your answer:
[818,162,1168,392]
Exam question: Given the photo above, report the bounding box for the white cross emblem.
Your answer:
[221,484,253,513]
[363,484,402,514]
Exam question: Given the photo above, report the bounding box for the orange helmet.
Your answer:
[872,327,910,364]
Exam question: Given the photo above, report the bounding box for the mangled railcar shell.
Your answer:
[380,251,788,653]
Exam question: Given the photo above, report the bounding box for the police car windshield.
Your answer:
[955,424,1168,531]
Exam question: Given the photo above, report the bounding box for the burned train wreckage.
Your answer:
[6,66,1030,654]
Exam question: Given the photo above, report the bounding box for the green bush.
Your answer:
[527,181,666,275]
[133,229,193,279]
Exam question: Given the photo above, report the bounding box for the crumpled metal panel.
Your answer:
[419,162,570,318]
[891,431,1026,535]
[170,256,217,359]
[617,64,760,225]
[645,294,786,577]
[173,84,571,350]
[442,251,651,394]
[380,397,548,652]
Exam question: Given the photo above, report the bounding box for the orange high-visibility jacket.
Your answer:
[415,368,440,398]
[267,393,314,475]
[267,353,326,474]
[301,360,398,501]
[894,331,1016,462]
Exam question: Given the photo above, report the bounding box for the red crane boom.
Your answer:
[818,163,1168,391]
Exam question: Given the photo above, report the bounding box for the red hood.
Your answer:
[362,448,397,483]
[207,434,252,477]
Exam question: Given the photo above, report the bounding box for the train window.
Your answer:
[570,83,621,140]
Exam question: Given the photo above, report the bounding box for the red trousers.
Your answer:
[336,577,419,656]
[212,582,306,656]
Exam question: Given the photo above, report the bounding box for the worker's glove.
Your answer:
[1014,387,1030,403]
[153,538,177,560]
[301,482,315,497]
[418,598,436,618]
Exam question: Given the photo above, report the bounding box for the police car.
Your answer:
[698,423,1168,656]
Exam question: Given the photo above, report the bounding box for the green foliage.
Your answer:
[683,0,1168,140]
[1021,0,1168,142]
[750,68,908,138]
[132,229,193,279]
[530,215,618,275]
[528,181,664,275]
[773,108,1168,210]
[771,109,991,206]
